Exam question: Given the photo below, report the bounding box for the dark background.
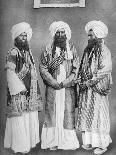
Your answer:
[0,0,116,155]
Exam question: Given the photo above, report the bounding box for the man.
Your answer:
[4,22,43,153]
[76,20,112,154]
[39,21,80,150]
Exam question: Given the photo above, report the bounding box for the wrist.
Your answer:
[60,82,64,88]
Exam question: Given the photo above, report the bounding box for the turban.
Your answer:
[11,22,32,41]
[85,20,108,38]
[49,21,71,40]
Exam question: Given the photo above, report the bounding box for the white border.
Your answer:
[33,0,85,8]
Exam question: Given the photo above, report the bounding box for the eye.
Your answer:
[61,31,65,35]
[56,31,60,35]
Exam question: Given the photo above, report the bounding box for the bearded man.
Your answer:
[39,21,80,150]
[4,22,43,153]
[77,20,112,154]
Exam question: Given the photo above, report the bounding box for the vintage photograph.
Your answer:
[0,0,116,155]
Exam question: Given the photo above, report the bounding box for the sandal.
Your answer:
[94,148,107,154]
[50,146,58,151]
[82,144,92,150]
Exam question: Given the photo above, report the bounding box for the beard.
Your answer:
[54,34,67,50]
[51,35,67,57]
[14,37,29,51]
[86,38,102,54]
[83,38,103,68]
[88,38,98,46]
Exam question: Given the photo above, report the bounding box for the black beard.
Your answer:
[54,34,66,48]
[52,35,66,51]
[78,38,103,81]
[52,36,67,58]
[86,38,102,54]
[14,37,29,51]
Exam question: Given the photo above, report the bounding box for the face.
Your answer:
[55,28,66,37]
[88,29,96,41]
[54,28,67,44]
[18,32,27,42]
[14,32,29,51]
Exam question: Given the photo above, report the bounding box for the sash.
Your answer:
[48,51,65,74]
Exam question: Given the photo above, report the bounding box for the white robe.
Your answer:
[41,64,79,150]
[82,132,112,148]
[81,44,112,149]
[4,111,40,153]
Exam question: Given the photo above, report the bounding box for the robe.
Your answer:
[39,42,80,150]
[4,47,43,153]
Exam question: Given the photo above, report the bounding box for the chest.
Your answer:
[15,51,30,73]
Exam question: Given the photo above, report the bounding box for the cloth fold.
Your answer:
[7,69,26,95]
[85,20,108,38]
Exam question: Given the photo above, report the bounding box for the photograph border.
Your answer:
[33,0,85,8]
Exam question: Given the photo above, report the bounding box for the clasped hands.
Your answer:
[52,81,64,90]
[79,78,97,90]
[52,77,97,90]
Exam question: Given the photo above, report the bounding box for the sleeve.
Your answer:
[39,49,59,88]
[6,49,26,95]
[5,48,17,71]
[90,46,112,95]
[93,46,112,81]
[97,46,112,76]
[62,44,80,88]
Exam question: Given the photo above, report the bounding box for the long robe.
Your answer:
[4,47,43,153]
[39,43,80,150]
[77,41,112,148]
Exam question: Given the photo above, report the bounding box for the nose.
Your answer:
[22,35,27,40]
[58,32,61,36]
[58,32,61,37]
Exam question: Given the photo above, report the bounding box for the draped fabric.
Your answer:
[41,64,79,150]
[49,21,71,41]
[5,47,43,117]
[11,22,32,41]
[4,111,40,153]
[76,40,112,148]
[40,42,79,129]
[4,46,43,153]
[40,42,80,149]
[85,20,108,39]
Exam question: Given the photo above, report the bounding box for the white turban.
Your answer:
[85,20,108,38]
[11,22,32,41]
[49,21,71,40]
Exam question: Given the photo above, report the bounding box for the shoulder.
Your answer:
[41,44,52,57]
[102,44,111,58]
[69,42,75,49]
[69,42,78,55]
[46,44,52,51]
[9,47,19,56]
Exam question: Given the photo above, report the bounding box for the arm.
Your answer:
[87,45,112,88]
[6,48,26,95]
[5,48,17,71]
[62,44,80,88]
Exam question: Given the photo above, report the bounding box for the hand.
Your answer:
[87,78,98,87]
[20,89,27,95]
[85,81,90,87]
[79,82,87,90]
[53,82,62,90]
[59,82,64,89]
[76,77,81,84]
